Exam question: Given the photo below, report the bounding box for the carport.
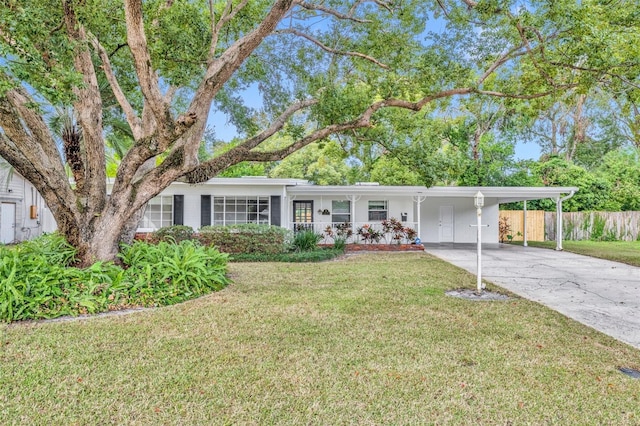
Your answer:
[424,244,640,349]
[487,186,577,250]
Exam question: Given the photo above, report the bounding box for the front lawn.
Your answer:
[1,253,639,424]
[520,240,640,267]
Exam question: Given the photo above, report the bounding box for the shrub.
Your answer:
[198,224,290,254]
[0,234,126,321]
[381,218,417,244]
[17,232,77,265]
[356,224,383,244]
[590,213,606,241]
[498,217,512,243]
[119,240,229,305]
[335,222,353,240]
[333,237,347,251]
[0,234,229,323]
[292,230,322,252]
[151,225,194,244]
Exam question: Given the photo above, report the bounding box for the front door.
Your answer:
[1,202,16,244]
[438,205,454,242]
[293,200,313,231]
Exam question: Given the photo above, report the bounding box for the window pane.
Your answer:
[368,200,387,221]
[368,200,387,210]
[332,214,350,223]
[332,200,350,213]
[369,211,387,221]
[139,196,172,230]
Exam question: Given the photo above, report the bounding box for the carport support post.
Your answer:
[555,191,576,251]
[523,200,528,247]
[556,197,563,251]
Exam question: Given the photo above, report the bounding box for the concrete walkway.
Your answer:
[423,244,640,350]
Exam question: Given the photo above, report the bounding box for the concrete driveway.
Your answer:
[423,244,640,350]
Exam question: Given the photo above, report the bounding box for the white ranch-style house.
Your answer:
[1,169,577,248]
[129,177,577,248]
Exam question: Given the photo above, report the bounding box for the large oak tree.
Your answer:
[0,0,638,263]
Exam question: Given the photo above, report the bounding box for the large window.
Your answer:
[368,200,388,221]
[140,196,173,229]
[332,200,351,224]
[213,196,270,225]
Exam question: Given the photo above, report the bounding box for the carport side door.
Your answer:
[438,205,454,242]
[1,202,16,244]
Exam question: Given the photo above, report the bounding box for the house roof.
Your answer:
[286,184,578,203]
[106,176,311,188]
[107,175,577,203]
[202,177,311,186]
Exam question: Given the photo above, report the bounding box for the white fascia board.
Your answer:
[202,177,310,186]
[286,185,429,196]
[106,177,311,191]
[286,185,579,200]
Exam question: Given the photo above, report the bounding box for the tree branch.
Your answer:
[184,89,475,182]
[297,1,371,23]
[63,0,107,216]
[0,89,75,214]
[123,0,171,135]
[186,0,295,134]
[349,0,393,15]
[512,17,556,86]
[183,98,317,182]
[209,0,250,61]
[276,28,390,69]
[475,86,577,99]
[476,44,527,85]
[90,34,143,140]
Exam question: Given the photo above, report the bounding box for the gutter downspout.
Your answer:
[555,191,575,251]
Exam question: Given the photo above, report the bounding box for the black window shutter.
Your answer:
[173,195,184,225]
[270,196,281,226]
[201,195,211,227]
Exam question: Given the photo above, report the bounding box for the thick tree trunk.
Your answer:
[119,207,147,246]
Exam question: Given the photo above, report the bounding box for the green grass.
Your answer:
[229,247,344,262]
[518,240,640,267]
[1,253,639,424]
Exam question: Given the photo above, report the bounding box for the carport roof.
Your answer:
[286,184,578,203]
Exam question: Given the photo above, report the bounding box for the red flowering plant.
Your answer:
[404,226,417,243]
[381,218,417,244]
[323,225,334,244]
[356,224,383,244]
[335,222,353,240]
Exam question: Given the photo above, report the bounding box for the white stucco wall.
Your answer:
[288,195,416,228]
[158,182,288,230]
[419,197,499,244]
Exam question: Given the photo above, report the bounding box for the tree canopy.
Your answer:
[1,0,639,262]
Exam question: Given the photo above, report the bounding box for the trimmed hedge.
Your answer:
[198,224,291,254]
[150,225,195,243]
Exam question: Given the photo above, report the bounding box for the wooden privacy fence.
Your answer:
[545,211,640,242]
[499,210,545,241]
